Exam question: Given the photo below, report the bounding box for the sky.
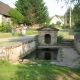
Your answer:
[0,0,70,17]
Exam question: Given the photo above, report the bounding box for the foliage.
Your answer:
[34,35,38,43]
[0,21,12,32]
[72,4,80,27]
[9,8,24,24]
[57,0,80,4]
[26,29,38,35]
[44,17,53,26]
[6,21,12,32]
[56,21,61,26]
[72,26,80,32]
[0,22,6,32]
[15,0,49,25]
[61,25,69,29]
[57,35,63,41]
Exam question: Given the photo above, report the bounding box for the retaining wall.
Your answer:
[0,40,36,63]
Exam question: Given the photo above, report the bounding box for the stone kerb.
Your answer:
[0,40,36,63]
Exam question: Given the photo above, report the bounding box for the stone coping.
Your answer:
[0,40,36,49]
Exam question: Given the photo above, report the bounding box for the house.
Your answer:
[50,15,64,26]
[0,1,11,25]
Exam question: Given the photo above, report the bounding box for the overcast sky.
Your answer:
[0,0,70,17]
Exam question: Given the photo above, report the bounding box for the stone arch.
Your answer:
[44,52,51,60]
[45,34,51,44]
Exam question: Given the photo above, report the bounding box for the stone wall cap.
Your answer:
[37,26,59,31]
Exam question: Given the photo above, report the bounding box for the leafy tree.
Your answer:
[72,4,80,27]
[0,22,6,32]
[9,8,24,24]
[15,0,49,25]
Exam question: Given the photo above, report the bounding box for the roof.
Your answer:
[0,1,11,16]
[37,26,59,31]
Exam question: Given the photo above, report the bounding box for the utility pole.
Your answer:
[70,0,71,28]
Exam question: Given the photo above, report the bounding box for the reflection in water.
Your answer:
[23,48,59,60]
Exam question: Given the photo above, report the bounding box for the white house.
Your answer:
[50,15,64,26]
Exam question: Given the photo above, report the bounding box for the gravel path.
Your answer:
[0,35,36,42]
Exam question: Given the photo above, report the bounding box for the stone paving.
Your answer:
[50,48,80,68]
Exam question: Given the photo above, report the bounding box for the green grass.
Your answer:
[0,29,38,38]
[58,28,74,39]
[26,29,38,35]
[0,60,80,80]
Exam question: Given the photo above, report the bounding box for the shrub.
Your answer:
[6,21,12,32]
[61,25,69,29]
[0,22,6,32]
[57,35,63,41]
[75,21,80,28]
[0,21,12,32]
[72,26,80,32]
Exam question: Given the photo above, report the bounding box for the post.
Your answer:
[70,1,71,28]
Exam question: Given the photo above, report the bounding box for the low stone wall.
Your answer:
[0,40,36,63]
[74,34,80,54]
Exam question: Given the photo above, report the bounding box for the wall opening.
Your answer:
[44,52,51,60]
[45,34,51,44]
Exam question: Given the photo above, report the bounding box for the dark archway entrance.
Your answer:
[45,34,51,44]
[44,52,51,60]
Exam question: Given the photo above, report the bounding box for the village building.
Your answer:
[0,1,11,25]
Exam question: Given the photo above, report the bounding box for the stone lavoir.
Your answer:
[23,26,61,61]
[0,26,76,63]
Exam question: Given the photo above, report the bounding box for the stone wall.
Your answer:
[0,40,36,63]
[38,31,58,46]
[74,34,80,54]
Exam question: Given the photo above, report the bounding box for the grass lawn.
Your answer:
[58,28,74,39]
[0,28,74,45]
[0,60,80,80]
[0,29,38,38]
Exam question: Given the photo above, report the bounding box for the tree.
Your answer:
[15,0,49,25]
[72,4,80,27]
[9,8,24,24]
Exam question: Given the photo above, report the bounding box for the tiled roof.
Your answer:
[0,1,11,16]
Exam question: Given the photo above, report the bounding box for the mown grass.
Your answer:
[0,29,37,38]
[0,60,80,80]
[26,29,38,35]
[58,28,74,39]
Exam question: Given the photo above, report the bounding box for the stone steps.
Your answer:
[57,39,74,47]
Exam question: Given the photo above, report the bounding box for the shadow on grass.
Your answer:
[11,60,80,80]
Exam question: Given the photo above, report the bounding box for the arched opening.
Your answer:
[44,52,51,60]
[45,34,51,44]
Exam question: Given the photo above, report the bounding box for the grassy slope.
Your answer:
[0,60,80,80]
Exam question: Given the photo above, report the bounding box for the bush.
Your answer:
[72,27,80,32]
[6,21,12,32]
[61,25,69,29]
[57,35,63,41]
[75,21,80,28]
[0,22,6,32]
[0,21,12,32]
